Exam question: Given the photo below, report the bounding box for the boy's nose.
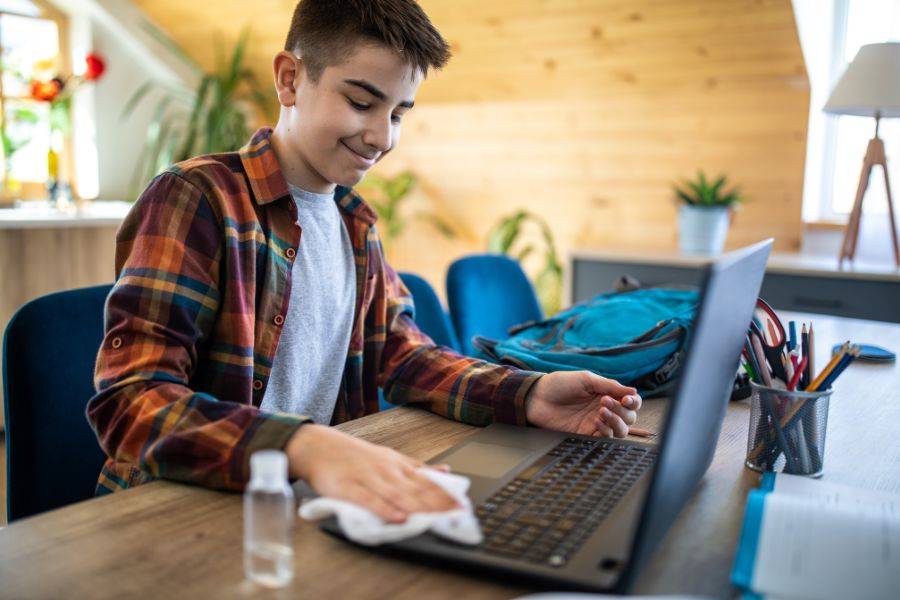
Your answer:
[361,119,392,154]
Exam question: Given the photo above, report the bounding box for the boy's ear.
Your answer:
[273,50,303,107]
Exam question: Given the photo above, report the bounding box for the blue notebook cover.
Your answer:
[731,472,777,598]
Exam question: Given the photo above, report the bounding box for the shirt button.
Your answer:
[273,314,285,326]
[111,336,123,349]
[253,379,264,391]
[285,247,296,260]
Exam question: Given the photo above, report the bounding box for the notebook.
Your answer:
[732,472,900,600]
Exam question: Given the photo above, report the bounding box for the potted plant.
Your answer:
[673,171,744,254]
[122,28,270,195]
[487,210,563,315]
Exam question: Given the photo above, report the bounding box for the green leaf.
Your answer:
[385,172,416,200]
[413,212,456,238]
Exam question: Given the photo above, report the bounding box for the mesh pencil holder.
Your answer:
[745,382,833,477]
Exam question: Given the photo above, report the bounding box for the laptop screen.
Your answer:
[620,240,772,589]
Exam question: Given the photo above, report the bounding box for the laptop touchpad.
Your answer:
[441,442,533,478]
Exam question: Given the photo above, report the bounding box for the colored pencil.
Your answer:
[744,338,762,383]
[805,342,849,392]
[787,356,807,391]
[750,333,773,386]
[783,354,795,383]
[816,346,859,391]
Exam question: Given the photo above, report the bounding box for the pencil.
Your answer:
[750,333,773,386]
[808,324,815,386]
[787,356,807,391]
[742,359,758,382]
[800,324,809,388]
[628,427,654,438]
[805,342,849,392]
[816,346,859,391]
[744,338,762,382]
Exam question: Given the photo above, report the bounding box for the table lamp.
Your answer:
[823,42,900,267]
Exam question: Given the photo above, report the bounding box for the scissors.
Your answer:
[749,298,789,382]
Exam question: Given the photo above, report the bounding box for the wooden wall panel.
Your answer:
[132,0,809,298]
[0,227,118,428]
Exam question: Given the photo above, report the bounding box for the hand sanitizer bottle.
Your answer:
[244,450,295,587]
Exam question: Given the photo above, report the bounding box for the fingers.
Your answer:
[600,395,637,427]
[589,418,615,438]
[401,463,460,512]
[588,372,637,399]
[600,406,629,438]
[360,462,459,523]
[343,484,408,524]
[622,392,643,412]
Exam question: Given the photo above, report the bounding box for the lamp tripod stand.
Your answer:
[839,113,900,267]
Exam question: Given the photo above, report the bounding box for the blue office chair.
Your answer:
[398,272,461,352]
[3,284,112,522]
[446,254,543,357]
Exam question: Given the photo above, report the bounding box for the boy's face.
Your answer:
[273,41,423,192]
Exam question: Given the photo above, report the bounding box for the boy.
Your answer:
[88,0,642,523]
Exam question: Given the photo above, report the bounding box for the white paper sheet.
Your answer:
[752,475,900,600]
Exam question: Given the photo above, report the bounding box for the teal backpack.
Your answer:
[473,288,700,397]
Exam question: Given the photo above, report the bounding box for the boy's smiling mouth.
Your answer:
[341,141,378,167]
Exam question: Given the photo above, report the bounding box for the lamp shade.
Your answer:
[824,42,900,118]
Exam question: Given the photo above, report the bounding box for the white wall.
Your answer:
[88,17,160,200]
[52,0,194,201]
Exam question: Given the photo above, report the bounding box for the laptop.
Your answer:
[321,239,772,593]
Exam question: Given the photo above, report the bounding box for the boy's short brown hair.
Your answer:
[285,0,451,82]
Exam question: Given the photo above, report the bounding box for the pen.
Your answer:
[800,324,809,388]
[788,321,797,352]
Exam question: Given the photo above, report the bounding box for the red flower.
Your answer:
[84,53,105,81]
[29,78,62,102]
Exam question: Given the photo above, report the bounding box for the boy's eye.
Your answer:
[348,99,370,110]
[391,113,403,124]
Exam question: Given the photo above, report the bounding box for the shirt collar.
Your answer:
[239,127,378,224]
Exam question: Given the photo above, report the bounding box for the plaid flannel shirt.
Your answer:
[87,127,542,494]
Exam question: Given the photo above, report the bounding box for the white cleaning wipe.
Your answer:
[298,468,483,546]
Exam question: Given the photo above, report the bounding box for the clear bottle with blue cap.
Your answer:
[244,450,295,587]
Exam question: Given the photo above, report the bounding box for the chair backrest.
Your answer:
[398,272,460,352]
[3,284,112,522]
[446,254,543,356]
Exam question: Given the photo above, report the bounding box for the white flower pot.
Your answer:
[678,205,731,255]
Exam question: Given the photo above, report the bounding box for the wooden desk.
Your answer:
[1,313,898,599]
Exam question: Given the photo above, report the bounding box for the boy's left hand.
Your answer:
[525,371,642,438]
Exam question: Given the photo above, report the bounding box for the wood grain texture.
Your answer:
[0,226,118,428]
[1,312,897,598]
[130,0,809,297]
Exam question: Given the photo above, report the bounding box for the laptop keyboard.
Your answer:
[474,437,657,568]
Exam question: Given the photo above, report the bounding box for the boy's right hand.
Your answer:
[285,424,460,523]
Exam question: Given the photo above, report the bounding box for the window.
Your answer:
[797,0,900,222]
[0,0,65,200]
